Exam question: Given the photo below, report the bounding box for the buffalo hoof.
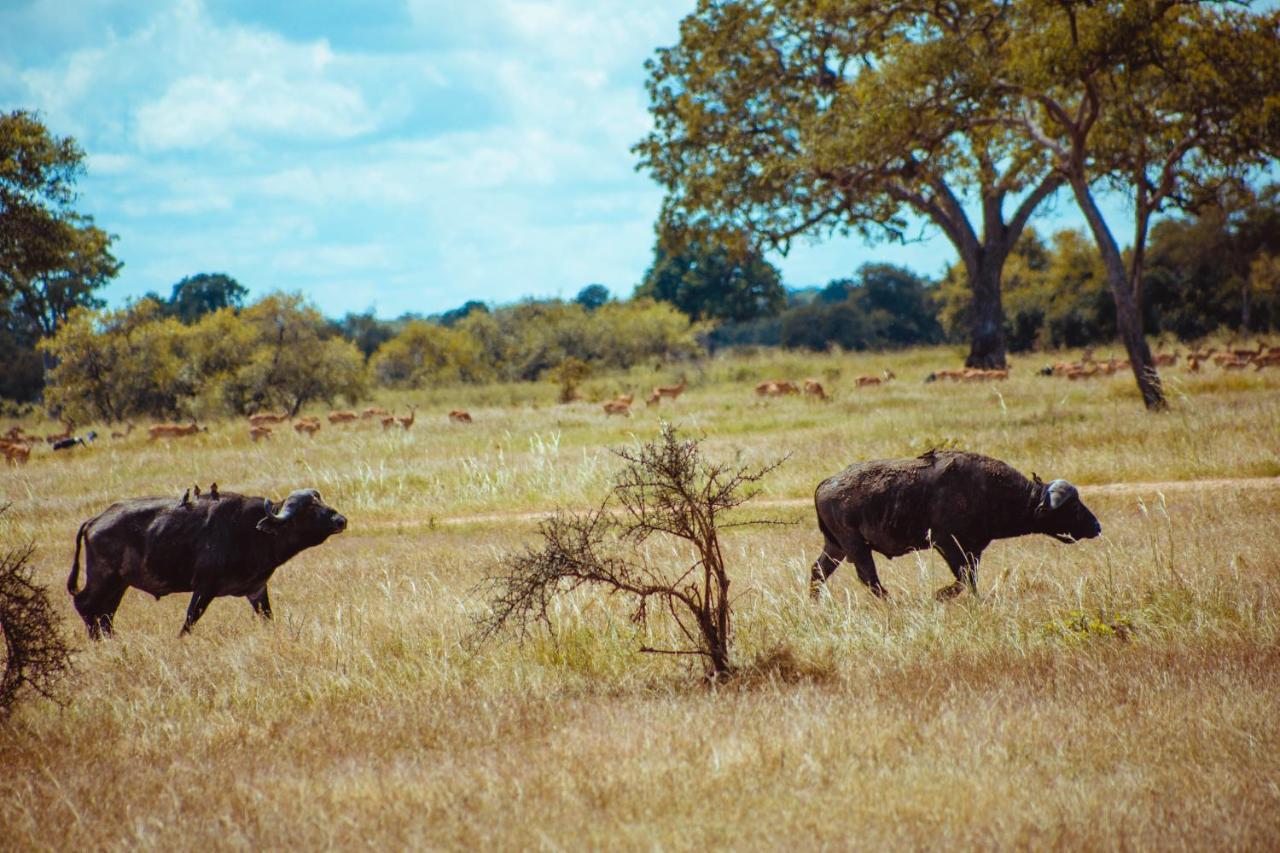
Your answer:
[934,582,966,602]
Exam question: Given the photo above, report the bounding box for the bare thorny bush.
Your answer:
[0,504,74,718]
[473,424,786,679]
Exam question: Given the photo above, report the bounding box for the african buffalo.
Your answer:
[811,450,1101,600]
[68,488,347,638]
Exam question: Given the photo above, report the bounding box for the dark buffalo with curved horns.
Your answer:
[68,487,347,638]
[810,450,1101,600]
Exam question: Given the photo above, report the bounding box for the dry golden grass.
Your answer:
[2,345,1279,849]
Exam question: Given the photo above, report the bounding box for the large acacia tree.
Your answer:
[635,0,1062,368]
[997,0,1280,409]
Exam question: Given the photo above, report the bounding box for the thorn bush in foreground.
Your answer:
[474,424,786,679]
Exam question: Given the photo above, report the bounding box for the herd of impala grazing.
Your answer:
[5,340,1277,462]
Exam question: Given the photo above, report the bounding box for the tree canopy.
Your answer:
[636,235,784,323]
[574,283,611,311]
[635,0,1064,368]
[992,0,1280,407]
[0,110,119,401]
[166,273,248,324]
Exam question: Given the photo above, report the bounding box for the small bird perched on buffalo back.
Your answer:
[810,450,1101,600]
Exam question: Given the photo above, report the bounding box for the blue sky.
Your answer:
[3,0,1132,319]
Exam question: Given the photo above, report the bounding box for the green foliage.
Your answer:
[39,293,366,420]
[371,319,494,388]
[637,236,784,323]
[0,110,119,401]
[997,1,1280,406]
[39,300,188,422]
[548,356,592,403]
[231,294,367,416]
[451,297,702,383]
[0,322,44,402]
[435,300,488,327]
[1144,186,1280,338]
[334,310,399,359]
[165,273,248,324]
[0,111,119,331]
[938,229,1116,351]
[713,263,942,352]
[634,1,1063,366]
[574,283,610,311]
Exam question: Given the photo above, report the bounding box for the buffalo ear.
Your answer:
[1029,484,1049,512]
[1032,472,1044,486]
[257,499,278,534]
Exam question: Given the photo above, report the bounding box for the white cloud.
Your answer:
[19,0,388,152]
[134,70,376,151]
[86,152,136,176]
[13,0,697,315]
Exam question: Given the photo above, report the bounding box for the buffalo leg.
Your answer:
[935,539,980,600]
[847,541,888,598]
[247,586,273,620]
[180,590,214,635]
[809,541,846,598]
[74,579,127,640]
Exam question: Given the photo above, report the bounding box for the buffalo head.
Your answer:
[257,489,347,542]
[1034,479,1101,543]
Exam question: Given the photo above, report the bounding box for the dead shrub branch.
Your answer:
[473,424,786,678]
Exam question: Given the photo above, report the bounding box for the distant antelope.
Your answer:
[362,406,391,420]
[654,379,687,400]
[803,379,828,401]
[602,400,631,417]
[148,422,202,440]
[2,441,31,465]
[328,410,358,424]
[395,405,418,430]
[249,425,273,442]
[448,410,473,424]
[294,420,321,436]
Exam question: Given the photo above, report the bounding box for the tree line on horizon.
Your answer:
[12,191,1279,423]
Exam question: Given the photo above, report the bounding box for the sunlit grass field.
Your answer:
[2,345,1279,849]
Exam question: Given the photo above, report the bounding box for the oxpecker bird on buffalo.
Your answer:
[68,487,347,638]
[810,450,1100,600]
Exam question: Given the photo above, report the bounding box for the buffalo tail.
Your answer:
[67,520,89,595]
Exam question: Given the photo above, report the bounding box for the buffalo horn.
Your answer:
[257,489,320,533]
[1046,479,1077,510]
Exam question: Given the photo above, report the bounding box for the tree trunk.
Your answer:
[964,259,1008,369]
[1242,279,1251,331]
[1069,178,1166,410]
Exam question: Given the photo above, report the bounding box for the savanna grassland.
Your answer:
[2,345,1279,850]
